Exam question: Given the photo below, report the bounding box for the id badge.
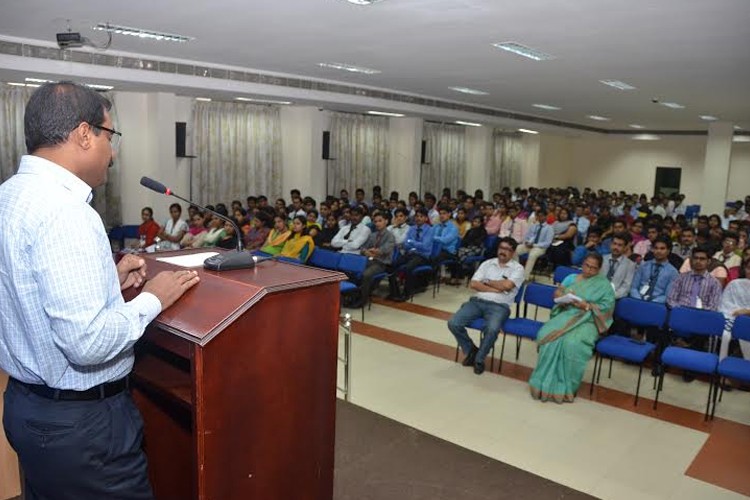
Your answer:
[640,284,649,296]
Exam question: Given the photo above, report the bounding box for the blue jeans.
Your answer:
[448,297,510,364]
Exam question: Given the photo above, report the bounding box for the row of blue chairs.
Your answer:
[306,249,374,321]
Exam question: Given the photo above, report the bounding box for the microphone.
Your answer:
[139,176,259,271]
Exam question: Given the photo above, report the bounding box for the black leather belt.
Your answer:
[11,376,130,401]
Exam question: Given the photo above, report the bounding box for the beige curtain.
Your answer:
[491,130,523,191]
[192,101,282,205]
[328,112,389,196]
[0,87,121,228]
[421,122,466,196]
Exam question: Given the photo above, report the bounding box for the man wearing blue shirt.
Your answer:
[432,205,460,281]
[630,236,679,303]
[572,227,610,266]
[0,82,200,498]
[515,207,554,280]
[388,208,435,301]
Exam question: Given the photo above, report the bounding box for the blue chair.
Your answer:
[590,298,667,405]
[401,242,441,301]
[654,307,725,420]
[108,224,139,250]
[713,315,750,418]
[553,265,581,285]
[338,253,369,321]
[462,235,498,286]
[307,248,342,270]
[499,283,556,371]
[452,284,525,373]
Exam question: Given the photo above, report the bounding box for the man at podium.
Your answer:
[0,82,200,499]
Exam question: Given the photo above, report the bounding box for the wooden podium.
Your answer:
[127,249,345,500]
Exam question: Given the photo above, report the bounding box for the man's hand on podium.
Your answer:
[144,270,201,310]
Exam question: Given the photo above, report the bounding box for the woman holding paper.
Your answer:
[529,252,615,403]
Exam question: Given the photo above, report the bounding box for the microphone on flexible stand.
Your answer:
[139,176,265,271]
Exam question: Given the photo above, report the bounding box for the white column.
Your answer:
[388,117,423,198]
[465,126,492,195]
[701,122,734,215]
[280,106,329,202]
[115,92,182,225]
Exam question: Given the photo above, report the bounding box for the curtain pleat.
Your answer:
[422,122,466,195]
[490,130,523,191]
[328,112,389,196]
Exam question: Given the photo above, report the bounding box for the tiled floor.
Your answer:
[337,279,750,499]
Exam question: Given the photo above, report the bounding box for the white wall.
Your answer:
[388,117,422,198]
[728,142,750,201]
[280,106,330,203]
[464,126,492,195]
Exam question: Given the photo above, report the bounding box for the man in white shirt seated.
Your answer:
[387,207,410,248]
[331,206,371,254]
[448,237,525,375]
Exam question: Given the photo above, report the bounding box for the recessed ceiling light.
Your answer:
[492,42,555,61]
[85,83,114,90]
[455,120,482,127]
[341,0,386,4]
[449,86,489,96]
[318,62,381,74]
[195,97,212,102]
[599,79,637,91]
[660,102,685,109]
[235,97,292,105]
[92,22,194,42]
[734,125,743,130]
[587,115,611,121]
[629,124,645,129]
[632,134,661,141]
[22,77,113,90]
[532,104,561,111]
[700,115,718,121]
[367,110,404,117]
[733,136,750,143]
[25,77,50,83]
[7,82,26,86]
[518,128,538,134]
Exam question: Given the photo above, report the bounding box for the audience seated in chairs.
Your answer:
[572,227,609,266]
[456,216,488,283]
[243,211,272,251]
[528,252,615,403]
[387,208,410,248]
[351,212,396,308]
[180,211,207,248]
[159,203,188,250]
[719,257,750,366]
[600,232,636,299]
[260,215,292,255]
[138,206,160,248]
[516,207,554,281]
[215,221,239,250]
[388,208,434,302]
[547,207,577,269]
[630,236,679,304]
[672,227,697,267]
[432,204,461,283]
[448,237,525,375]
[331,206,371,254]
[315,214,339,249]
[279,215,315,262]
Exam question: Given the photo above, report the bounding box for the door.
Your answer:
[654,167,681,197]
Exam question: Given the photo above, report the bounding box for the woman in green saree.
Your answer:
[529,252,615,403]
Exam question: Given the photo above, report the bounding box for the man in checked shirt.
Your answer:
[0,82,199,499]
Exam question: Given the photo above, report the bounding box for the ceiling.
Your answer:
[1,0,749,131]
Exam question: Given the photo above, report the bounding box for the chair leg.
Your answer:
[498,333,507,373]
[634,365,643,406]
[596,355,604,384]
[718,376,724,402]
[653,371,664,410]
[608,358,613,379]
[515,337,522,360]
[490,344,496,373]
[589,354,598,396]
[361,304,365,322]
[454,343,460,362]
[711,376,720,420]
[704,376,714,421]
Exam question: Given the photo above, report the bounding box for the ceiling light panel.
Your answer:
[632,134,661,141]
[235,97,292,104]
[318,62,381,74]
[449,87,489,96]
[587,115,611,121]
[699,115,718,121]
[93,23,194,42]
[599,79,637,90]
[532,104,561,110]
[195,97,212,102]
[491,42,555,61]
[341,0,386,4]
[629,124,645,129]
[455,120,482,127]
[660,102,685,109]
[368,110,404,117]
[518,128,538,134]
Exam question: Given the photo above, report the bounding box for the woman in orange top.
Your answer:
[138,207,160,247]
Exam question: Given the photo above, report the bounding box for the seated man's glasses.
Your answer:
[90,123,122,151]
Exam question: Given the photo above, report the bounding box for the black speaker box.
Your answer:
[322,131,331,160]
[176,122,187,157]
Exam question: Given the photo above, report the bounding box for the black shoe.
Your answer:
[461,347,478,367]
[473,361,485,375]
[389,294,407,302]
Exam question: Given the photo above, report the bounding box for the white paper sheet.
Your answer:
[554,293,583,305]
[156,252,219,268]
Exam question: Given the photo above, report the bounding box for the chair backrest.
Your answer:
[668,307,725,338]
[513,283,526,304]
[122,225,140,239]
[307,248,342,270]
[732,315,750,342]
[614,298,667,328]
[338,253,368,278]
[524,283,556,310]
[553,266,581,285]
[484,235,499,257]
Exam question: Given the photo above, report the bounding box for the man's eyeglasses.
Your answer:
[90,123,122,150]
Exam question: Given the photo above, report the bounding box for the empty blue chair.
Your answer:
[714,315,750,417]
[654,307,725,420]
[307,248,342,270]
[499,283,556,371]
[553,265,581,285]
[338,253,369,321]
[590,298,667,405]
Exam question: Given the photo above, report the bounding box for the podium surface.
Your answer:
[128,249,345,500]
